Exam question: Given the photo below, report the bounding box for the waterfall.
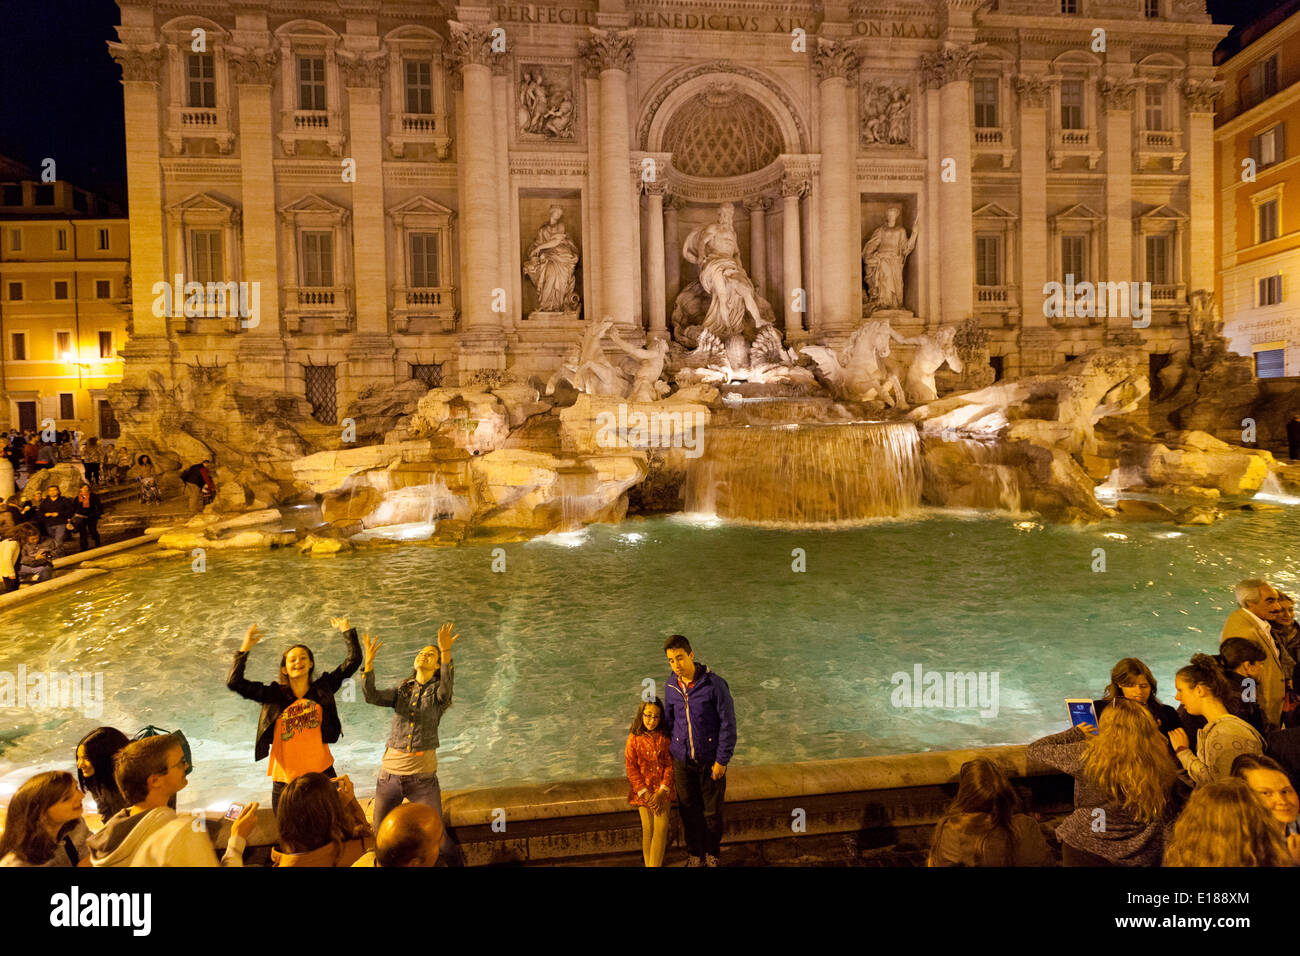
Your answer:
[684,421,923,525]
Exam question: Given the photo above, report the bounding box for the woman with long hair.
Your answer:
[75,727,130,822]
[1027,698,1181,866]
[928,758,1052,866]
[271,772,373,867]
[226,617,363,813]
[1092,658,1180,735]
[625,697,674,868]
[1167,654,1265,785]
[1164,778,1292,866]
[1231,753,1300,863]
[0,771,91,867]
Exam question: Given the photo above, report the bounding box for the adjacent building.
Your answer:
[0,157,129,437]
[108,0,1229,428]
[1216,0,1300,378]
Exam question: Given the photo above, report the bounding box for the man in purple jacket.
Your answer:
[663,634,737,867]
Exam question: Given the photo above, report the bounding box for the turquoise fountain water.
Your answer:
[1,506,1297,811]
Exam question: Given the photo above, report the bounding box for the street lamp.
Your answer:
[62,351,91,388]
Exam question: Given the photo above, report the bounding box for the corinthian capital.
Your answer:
[1013,74,1052,109]
[921,42,983,90]
[1182,78,1224,113]
[228,47,278,85]
[448,21,508,72]
[108,42,164,82]
[1098,79,1140,111]
[581,28,635,76]
[814,38,858,83]
[339,51,389,89]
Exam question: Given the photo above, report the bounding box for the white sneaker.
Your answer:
[685,855,703,867]
[705,854,721,867]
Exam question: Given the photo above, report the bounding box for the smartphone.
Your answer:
[1066,698,1098,730]
[224,802,245,821]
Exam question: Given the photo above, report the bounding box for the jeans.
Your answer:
[48,524,67,547]
[672,758,727,859]
[73,516,100,551]
[271,763,335,815]
[19,563,52,583]
[373,770,463,865]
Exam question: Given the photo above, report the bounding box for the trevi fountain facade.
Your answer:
[92,0,1296,541]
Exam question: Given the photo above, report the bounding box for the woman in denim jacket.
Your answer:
[362,622,461,864]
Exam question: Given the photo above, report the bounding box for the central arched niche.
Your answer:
[660,83,785,178]
[639,60,808,157]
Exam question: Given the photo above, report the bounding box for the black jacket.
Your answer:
[39,496,73,528]
[226,628,362,761]
[1093,696,1180,734]
[72,492,102,522]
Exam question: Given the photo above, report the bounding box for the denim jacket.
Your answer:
[363,664,453,753]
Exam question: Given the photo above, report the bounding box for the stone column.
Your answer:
[449,22,507,376]
[1184,80,1224,295]
[229,47,289,385]
[492,61,515,326]
[663,194,681,314]
[781,177,807,338]
[1100,79,1138,331]
[339,50,396,410]
[583,29,638,332]
[340,52,390,337]
[108,45,171,347]
[926,44,978,326]
[745,197,769,303]
[643,181,668,341]
[813,39,858,336]
[1015,75,1050,329]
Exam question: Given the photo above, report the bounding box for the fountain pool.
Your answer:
[2,506,1297,811]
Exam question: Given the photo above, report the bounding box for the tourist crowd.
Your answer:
[5,578,1299,868]
[932,578,1300,867]
[0,625,736,869]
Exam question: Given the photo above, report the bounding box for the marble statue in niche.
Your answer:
[518,67,576,141]
[862,206,918,314]
[523,206,581,314]
[861,83,912,147]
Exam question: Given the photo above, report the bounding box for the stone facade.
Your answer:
[1215,2,1300,378]
[107,0,1227,447]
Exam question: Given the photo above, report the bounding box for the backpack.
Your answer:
[132,725,194,773]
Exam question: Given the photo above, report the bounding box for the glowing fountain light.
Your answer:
[619,532,644,543]
[1103,532,1128,541]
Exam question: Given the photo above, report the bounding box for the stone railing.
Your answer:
[972,127,1015,167]
[1139,128,1182,150]
[279,108,343,155]
[165,104,233,153]
[293,109,330,130]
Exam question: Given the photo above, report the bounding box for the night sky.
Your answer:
[0,0,1285,212]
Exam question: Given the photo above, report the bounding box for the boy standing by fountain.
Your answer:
[664,635,736,867]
